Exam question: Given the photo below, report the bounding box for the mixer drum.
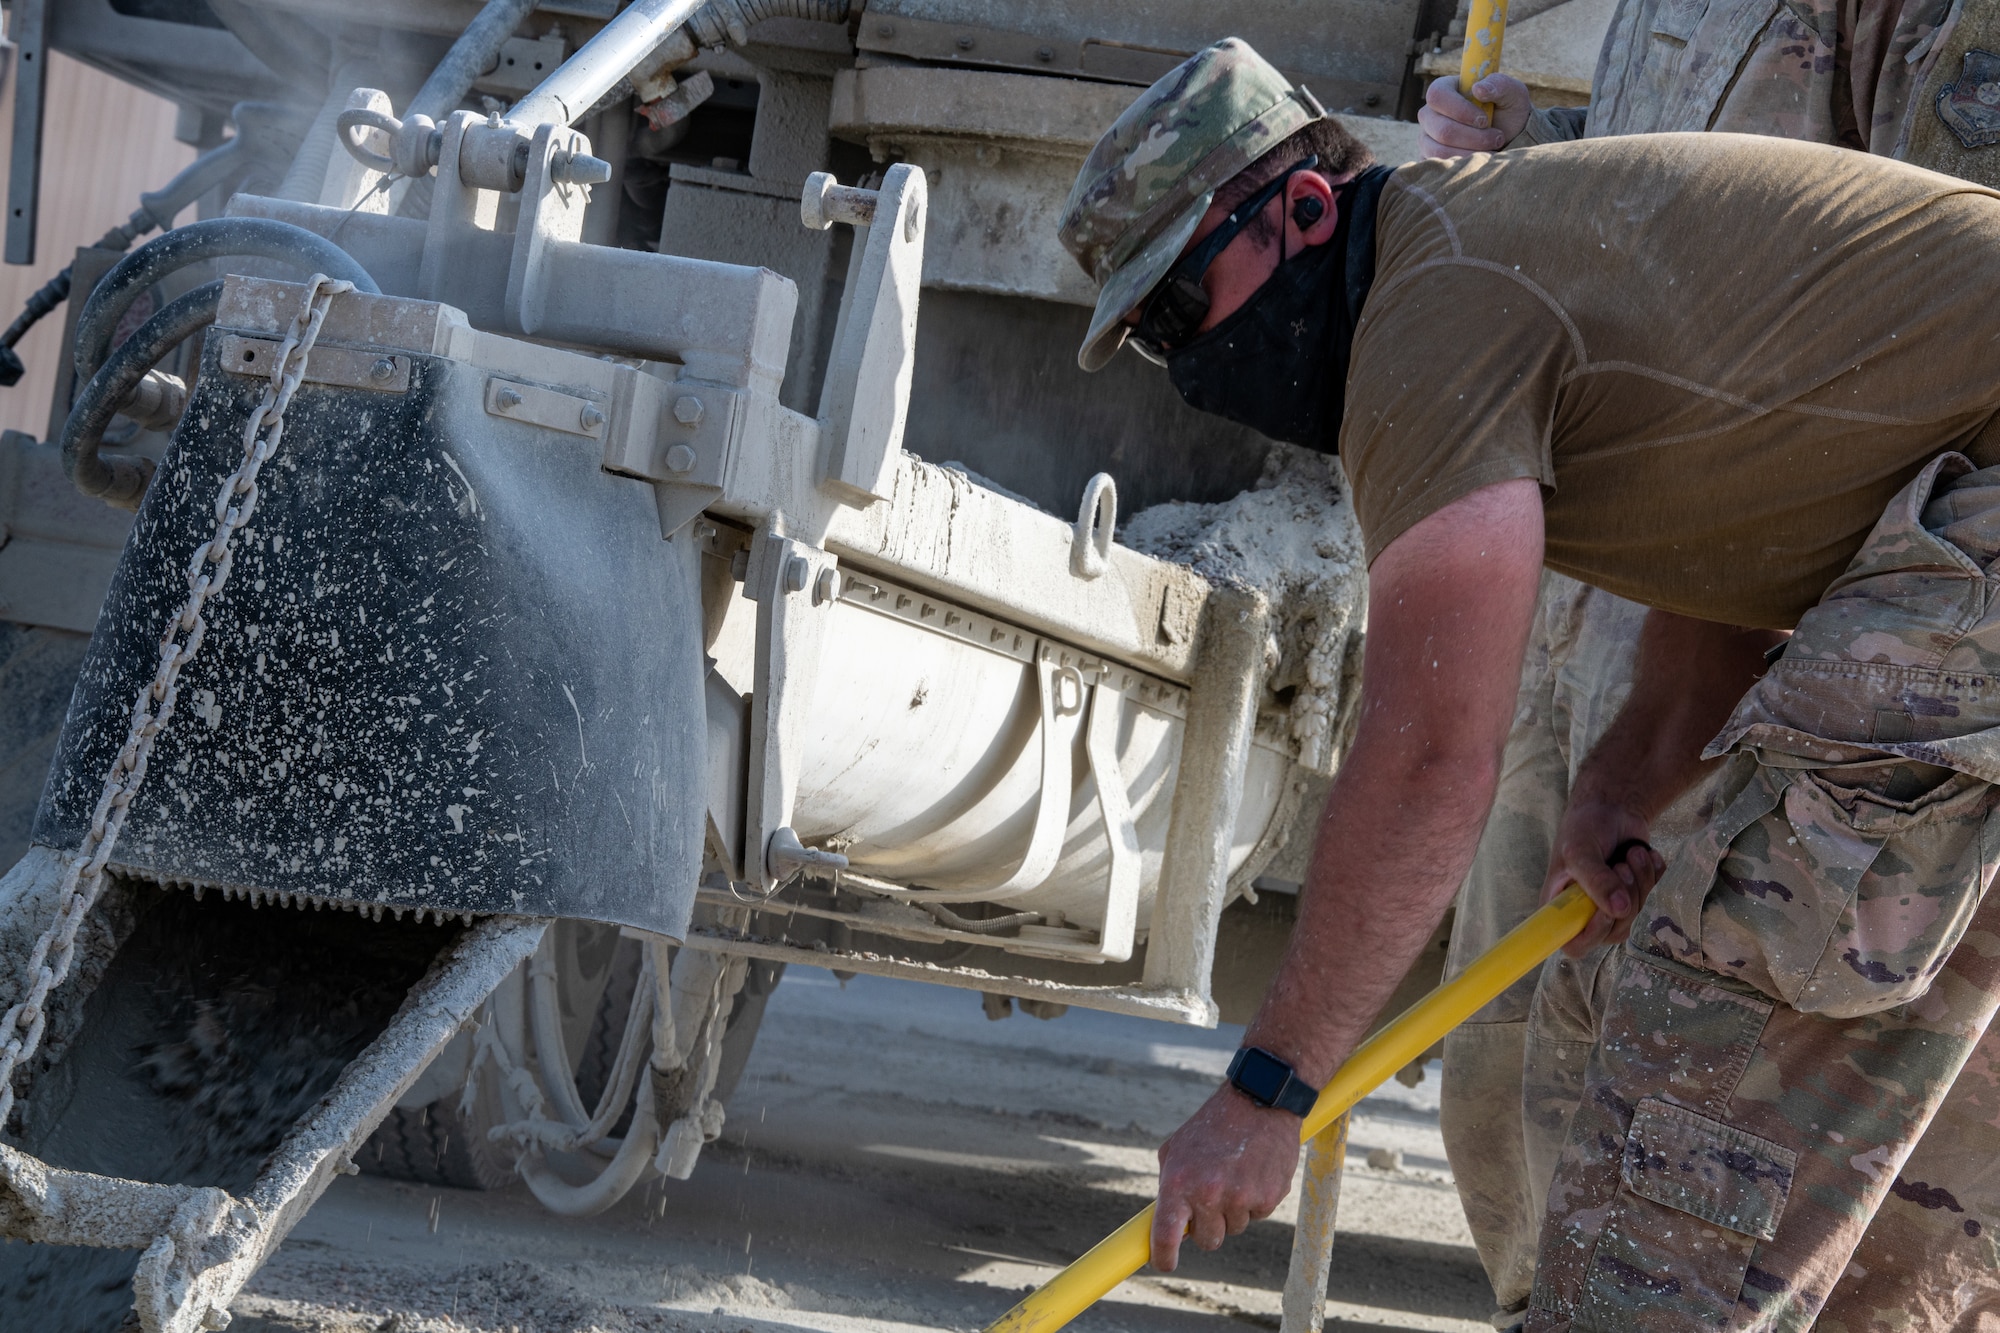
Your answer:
[34,335,707,936]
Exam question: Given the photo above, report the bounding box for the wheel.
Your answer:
[358,921,627,1190]
[358,1077,517,1191]
[356,937,782,1193]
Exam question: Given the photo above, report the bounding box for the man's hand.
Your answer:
[1151,1086,1301,1272]
[1419,74,1534,158]
[1542,801,1667,956]
[1547,609,1785,954]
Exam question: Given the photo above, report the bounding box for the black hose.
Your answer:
[410,0,541,123]
[72,218,377,388]
[0,268,70,385]
[61,281,223,509]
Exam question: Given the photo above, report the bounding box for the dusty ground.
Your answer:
[230,968,1496,1333]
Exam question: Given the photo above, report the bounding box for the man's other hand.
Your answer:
[1150,1086,1300,1272]
[1419,74,1534,158]
[1542,800,1666,956]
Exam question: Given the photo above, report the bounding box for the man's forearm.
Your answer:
[1242,724,1501,1086]
[1570,610,1782,819]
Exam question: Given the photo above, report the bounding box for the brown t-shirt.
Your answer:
[1339,132,2000,629]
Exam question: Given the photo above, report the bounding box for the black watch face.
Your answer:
[1234,1047,1291,1106]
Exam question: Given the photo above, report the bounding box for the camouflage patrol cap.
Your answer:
[1060,38,1326,372]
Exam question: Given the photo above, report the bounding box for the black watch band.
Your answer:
[1226,1046,1319,1117]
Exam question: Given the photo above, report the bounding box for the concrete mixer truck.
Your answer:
[0,2,1440,1328]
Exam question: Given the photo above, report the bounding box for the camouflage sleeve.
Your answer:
[1505,105,1589,149]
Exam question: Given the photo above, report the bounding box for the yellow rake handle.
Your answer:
[982,885,1596,1333]
[1458,0,1510,123]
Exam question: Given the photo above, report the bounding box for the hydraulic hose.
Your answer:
[409,0,541,123]
[516,1077,662,1216]
[71,217,377,388]
[982,885,1599,1333]
[60,280,223,508]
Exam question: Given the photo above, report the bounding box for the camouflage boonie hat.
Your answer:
[1060,38,1326,372]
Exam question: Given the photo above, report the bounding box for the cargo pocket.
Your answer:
[1689,759,2000,1018]
[1577,1098,1796,1331]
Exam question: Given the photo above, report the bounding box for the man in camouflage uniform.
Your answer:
[1418,1,2000,1326]
[1060,35,2000,1332]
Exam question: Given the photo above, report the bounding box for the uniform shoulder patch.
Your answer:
[1936,48,2000,150]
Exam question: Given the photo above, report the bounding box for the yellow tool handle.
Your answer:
[1458,0,1510,123]
[983,885,1597,1333]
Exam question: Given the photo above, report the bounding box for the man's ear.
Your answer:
[1285,172,1340,248]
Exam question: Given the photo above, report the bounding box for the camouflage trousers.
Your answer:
[1448,564,1664,1320]
[1526,455,2000,1332]
[1441,571,1707,1325]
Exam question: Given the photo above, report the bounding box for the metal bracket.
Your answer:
[507,121,594,338]
[1083,667,1140,962]
[5,0,47,266]
[812,163,927,506]
[418,111,496,305]
[218,335,412,394]
[484,374,604,435]
[953,641,1083,900]
[743,530,841,891]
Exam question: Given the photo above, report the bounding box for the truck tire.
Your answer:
[357,944,783,1190]
[360,1080,517,1191]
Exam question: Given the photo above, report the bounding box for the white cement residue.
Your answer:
[1121,444,1367,773]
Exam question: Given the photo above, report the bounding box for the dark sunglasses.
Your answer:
[1129,154,1321,360]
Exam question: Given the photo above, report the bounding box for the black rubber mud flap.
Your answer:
[34,339,705,936]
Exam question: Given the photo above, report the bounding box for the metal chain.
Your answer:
[0,275,353,1130]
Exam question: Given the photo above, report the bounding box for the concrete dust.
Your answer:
[1123,445,1367,773]
[229,970,1493,1333]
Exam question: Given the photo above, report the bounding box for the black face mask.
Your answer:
[1163,165,1390,454]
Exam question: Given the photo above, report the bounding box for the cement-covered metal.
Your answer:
[34,343,706,934]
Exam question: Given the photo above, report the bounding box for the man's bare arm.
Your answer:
[1149,478,1545,1271]
[1545,610,1783,954]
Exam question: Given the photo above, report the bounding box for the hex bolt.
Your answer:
[579,403,606,430]
[673,394,705,425]
[783,556,810,594]
[665,443,697,473]
[813,567,839,606]
[368,356,397,383]
[496,386,523,409]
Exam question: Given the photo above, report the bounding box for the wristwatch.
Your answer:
[1226,1046,1319,1117]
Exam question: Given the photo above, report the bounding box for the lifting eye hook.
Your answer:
[1072,473,1117,580]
